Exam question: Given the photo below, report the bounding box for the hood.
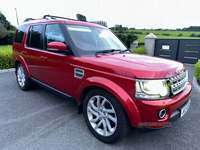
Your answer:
[73,53,185,79]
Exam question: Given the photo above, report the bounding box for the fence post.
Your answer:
[130,41,138,49]
[145,33,157,56]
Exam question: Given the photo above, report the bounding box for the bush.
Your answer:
[130,47,147,54]
[138,42,145,46]
[0,31,15,45]
[162,33,171,36]
[178,33,183,37]
[0,45,14,69]
[132,31,143,34]
[190,33,196,37]
[194,59,200,85]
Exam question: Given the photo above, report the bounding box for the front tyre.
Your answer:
[83,88,131,143]
[16,63,32,90]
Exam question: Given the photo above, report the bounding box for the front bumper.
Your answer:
[134,82,192,129]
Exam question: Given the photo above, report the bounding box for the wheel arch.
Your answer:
[77,76,142,126]
[15,55,31,77]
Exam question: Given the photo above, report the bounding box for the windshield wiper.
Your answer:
[121,49,131,53]
[95,49,121,56]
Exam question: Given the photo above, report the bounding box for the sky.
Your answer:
[1,0,200,29]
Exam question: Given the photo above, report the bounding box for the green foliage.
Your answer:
[115,33,138,48]
[162,33,171,36]
[190,33,196,37]
[76,14,87,22]
[0,11,16,31]
[0,31,15,45]
[0,22,7,39]
[116,33,126,44]
[0,45,14,69]
[110,24,128,32]
[132,31,143,34]
[126,34,138,47]
[194,59,200,84]
[90,21,107,27]
[178,33,183,37]
[130,47,147,54]
[182,26,200,31]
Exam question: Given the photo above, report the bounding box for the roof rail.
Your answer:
[24,18,35,22]
[43,15,77,21]
[24,17,44,22]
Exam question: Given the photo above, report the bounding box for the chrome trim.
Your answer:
[74,68,84,79]
[159,55,170,57]
[169,70,188,95]
[184,56,197,60]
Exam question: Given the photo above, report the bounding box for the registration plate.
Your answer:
[180,99,191,118]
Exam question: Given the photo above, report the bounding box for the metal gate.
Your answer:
[154,39,200,64]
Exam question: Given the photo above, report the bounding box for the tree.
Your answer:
[0,11,16,31]
[116,33,138,48]
[0,11,11,30]
[0,22,7,39]
[76,14,87,22]
[125,34,138,47]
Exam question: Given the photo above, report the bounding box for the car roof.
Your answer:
[20,17,106,29]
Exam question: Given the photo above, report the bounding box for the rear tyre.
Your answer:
[16,63,33,90]
[83,88,131,143]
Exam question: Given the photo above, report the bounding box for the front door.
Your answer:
[39,23,73,96]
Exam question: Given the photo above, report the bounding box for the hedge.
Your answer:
[0,45,14,69]
[0,31,15,45]
[194,59,200,85]
[131,47,147,54]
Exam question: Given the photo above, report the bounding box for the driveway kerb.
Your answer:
[0,68,15,74]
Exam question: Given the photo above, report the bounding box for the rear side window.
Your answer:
[14,24,28,44]
[26,25,43,49]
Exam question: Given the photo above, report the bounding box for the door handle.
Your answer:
[22,51,27,54]
[40,55,48,60]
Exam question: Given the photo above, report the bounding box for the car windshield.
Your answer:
[66,25,127,56]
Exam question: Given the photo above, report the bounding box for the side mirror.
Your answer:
[47,42,67,51]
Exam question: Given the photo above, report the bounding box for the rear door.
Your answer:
[25,24,44,81]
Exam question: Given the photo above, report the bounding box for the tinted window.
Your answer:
[14,24,28,44]
[45,24,65,49]
[29,25,43,49]
[26,26,32,46]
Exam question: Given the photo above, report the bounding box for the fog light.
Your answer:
[158,109,167,119]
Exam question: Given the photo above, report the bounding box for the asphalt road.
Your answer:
[0,64,199,150]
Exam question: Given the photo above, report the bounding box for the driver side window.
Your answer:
[45,24,65,50]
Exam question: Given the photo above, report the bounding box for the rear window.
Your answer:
[14,24,28,44]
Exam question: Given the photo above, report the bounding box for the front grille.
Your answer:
[169,70,188,95]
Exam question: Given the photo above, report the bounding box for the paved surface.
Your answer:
[0,64,199,150]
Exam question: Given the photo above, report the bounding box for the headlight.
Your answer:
[135,79,170,100]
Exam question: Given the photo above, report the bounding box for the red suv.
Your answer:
[13,15,192,143]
